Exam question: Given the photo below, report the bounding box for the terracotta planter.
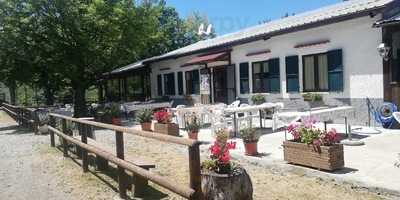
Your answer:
[283,140,344,171]
[244,142,258,156]
[188,131,198,140]
[111,118,121,126]
[201,167,253,200]
[154,123,179,136]
[141,122,152,131]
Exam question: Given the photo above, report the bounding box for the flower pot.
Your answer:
[201,167,253,200]
[111,118,121,126]
[244,142,258,156]
[188,131,198,140]
[283,140,344,171]
[141,122,152,131]
[154,123,179,136]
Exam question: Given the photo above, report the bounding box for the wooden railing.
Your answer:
[1,103,39,133]
[48,113,203,199]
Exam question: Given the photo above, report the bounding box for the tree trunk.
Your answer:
[44,86,55,106]
[201,167,253,200]
[8,82,16,105]
[73,86,87,118]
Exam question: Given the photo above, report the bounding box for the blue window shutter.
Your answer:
[239,62,249,94]
[285,56,299,92]
[269,58,280,92]
[328,49,343,91]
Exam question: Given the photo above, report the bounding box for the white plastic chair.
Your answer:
[175,105,186,128]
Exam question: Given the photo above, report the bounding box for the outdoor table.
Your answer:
[224,103,284,137]
[123,101,172,113]
[272,106,355,134]
[173,104,223,128]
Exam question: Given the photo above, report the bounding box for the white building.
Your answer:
[104,0,400,125]
[0,82,10,103]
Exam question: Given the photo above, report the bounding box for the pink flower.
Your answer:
[226,141,236,150]
[303,116,317,128]
[220,151,230,163]
[313,139,322,146]
[209,142,221,156]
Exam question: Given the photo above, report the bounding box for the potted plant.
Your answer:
[283,117,344,171]
[250,94,266,105]
[184,113,201,140]
[201,129,253,199]
[136,109,153,131]
[302,93,324,108]
[153,109,179,136]
[107,103,122,125]
[240,128,259,156]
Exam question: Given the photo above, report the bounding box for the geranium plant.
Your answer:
[287,116,340,146]
[153,109,172,124]
[201,129,237,174]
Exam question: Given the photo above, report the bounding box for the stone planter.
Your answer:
[188,131,198,140]
[283,140,344,171]
[244,142,258,156]
[201,167,253,200]
[141,122,152,131]
[154,123,179,136]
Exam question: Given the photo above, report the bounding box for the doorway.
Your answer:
[213,65,236,104]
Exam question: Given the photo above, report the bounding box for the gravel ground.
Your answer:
[0,110,394,200]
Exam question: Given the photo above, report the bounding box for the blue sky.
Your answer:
[165,0,342,35]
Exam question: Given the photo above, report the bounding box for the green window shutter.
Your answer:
[163,73,175,95]
[327,49,343,91]
[285,55,299,92]
[177,72,183,95]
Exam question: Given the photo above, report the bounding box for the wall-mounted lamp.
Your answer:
[377,43,391,61]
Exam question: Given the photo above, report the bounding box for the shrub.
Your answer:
[287,116,340,146]
[184,113,200,132]
[104,103,121,118]
[302,93,323,102]
[240,128,259,143]
[136,109,152,123]
[201,129,237,174]
[251,94,266,105]
[153,109,172,124]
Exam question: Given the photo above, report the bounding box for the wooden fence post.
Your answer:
[116,130,127,199]
[188,143,202,200]
[62,119,68,157]
[81,124,89,173]
[49,116,55,147]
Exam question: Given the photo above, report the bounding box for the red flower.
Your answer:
[220,151,230,163]
[154,110,171,123]
[226,141,236,150]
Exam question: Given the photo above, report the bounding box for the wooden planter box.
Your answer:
[154,123,179,136]
[283,140,344,171]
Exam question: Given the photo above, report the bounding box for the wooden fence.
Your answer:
[48,113,203,199]
[1,102,39,133]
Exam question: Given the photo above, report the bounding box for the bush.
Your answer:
[302,93,323,102]
[240,128,259,143]
[136,109,152,123]
[251,94,266,105]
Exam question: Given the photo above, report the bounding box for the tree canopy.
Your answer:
[0,0,214,116]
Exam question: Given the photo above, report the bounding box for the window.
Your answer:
[157,74,162,96]
[177,72,184,95]
[286,56,299,92]
[126,75,143,99]
[163,73,175,95]
[106,79,120,101]
[252,58,280,93]
[185,69,200,94]
[239,63,249,94]
[302,49,343,92]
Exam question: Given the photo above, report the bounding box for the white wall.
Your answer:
[150,15,384,102]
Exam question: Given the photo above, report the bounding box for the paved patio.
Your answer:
[175,122,400,195]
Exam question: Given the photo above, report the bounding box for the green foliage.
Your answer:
[184,113,200,132]
[251,94,266,105]
[240,128,259,143]
[302,93,323,102]
[104,103,121,118]
[136,109,153,123]
[0,0,214,111]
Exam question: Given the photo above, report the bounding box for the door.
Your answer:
[213,65,236,104]
[213,67,227,103]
